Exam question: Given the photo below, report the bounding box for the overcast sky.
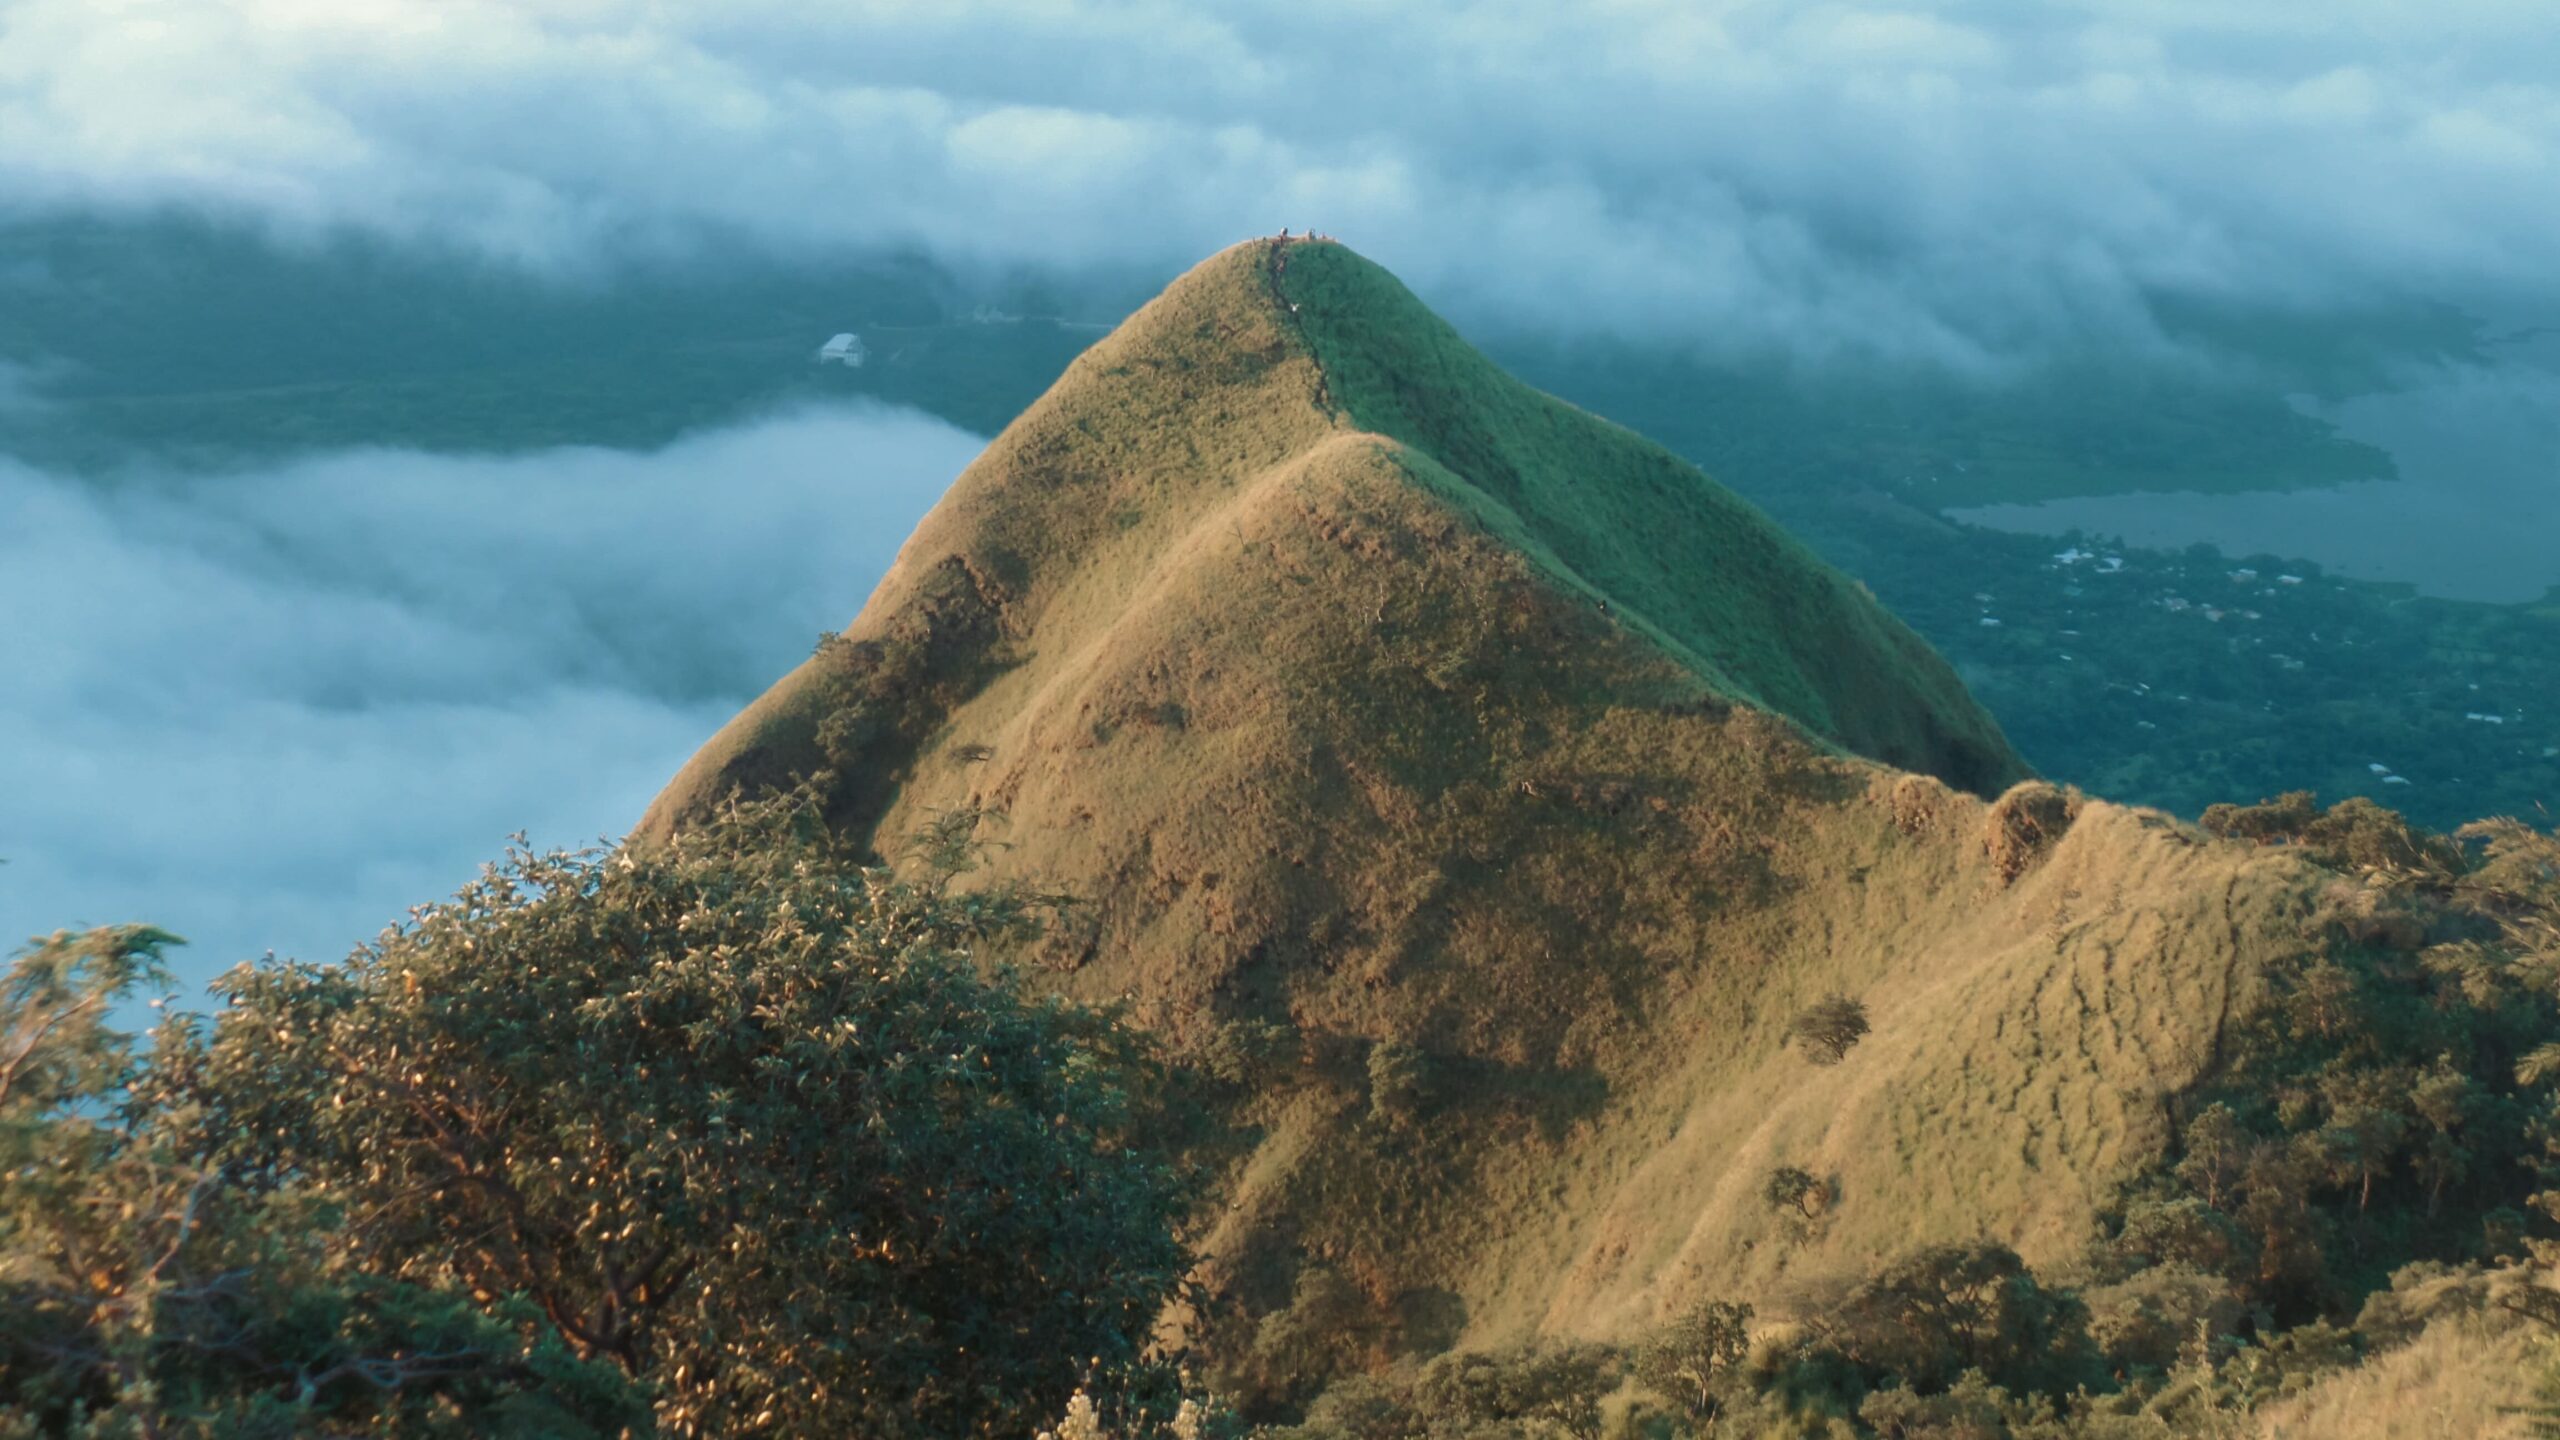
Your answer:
[0,405,980,991]
[6,1,2559,365]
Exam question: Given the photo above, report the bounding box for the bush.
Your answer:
[1632,1298,1752,1420]
[2082,1264,2243,1373]
[1764,1165,1831,1221]
[1788,996,1871,1066]
[1235,1266,1378,1410]
[183,795,1196,1439]
[1368,1039,1434,1125]
[1856,1370,2041,1439]
[1984,782,2077,884]
[1412,1346,1618,1439]
[0,927,643,1437]
[1807,1243,2096,1397]
[2101,1195,2248,1280]
[1194,1017,1299,1091]
[2202,1321,2359,1409]
[2198,792,2461,877]
[1036,1376,1234,1440]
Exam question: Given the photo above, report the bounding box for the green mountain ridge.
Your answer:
[643,236,2025,849]
[1269,240,2023,791]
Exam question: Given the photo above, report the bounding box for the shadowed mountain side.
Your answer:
[632,240,2338,1368]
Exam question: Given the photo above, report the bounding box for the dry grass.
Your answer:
[637,237,2339,1368]
[2257,1310,2549,1440]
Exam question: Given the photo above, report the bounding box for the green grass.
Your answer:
[1278,240,2020,791]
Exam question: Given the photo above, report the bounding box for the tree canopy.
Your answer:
[1,925,642,1438]
[3,798,1201,1439]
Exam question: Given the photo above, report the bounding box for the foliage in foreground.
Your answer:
[2,796,1200,1438]
[0,925,643,1438]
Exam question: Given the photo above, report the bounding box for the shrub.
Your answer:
[2102,1195,2249,1280]
[1764,1165,1831,1221]
[1231,1266,1378,1411]
[1368,1039,1434,1125]
[186,795,1195,1439]
[1788,995,1872,1066]
[2198,792,2460,878]
[1984,782,2077,884]
[1412,1345,1618,1439]
[0,927,643,1437]
[1808,1242,2096,1397]
[2083,1264,2243,1372]
[1856,1369,2043,1439]
[1194,1016,1299,1091]
[1632,1298,1753,1420]
[2202,1320,2359,1408]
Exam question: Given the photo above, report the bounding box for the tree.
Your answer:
[1788,995,1871,1066]
[0,927,640,1437]
[2312,1101,2407,1214]
[2234,1144,2325,1298]
[1811,1242,2093,1396]
[1633,1299,1753,1420]
[1763,1165,1829,1221]
[1412,1346,1617,1440]
[2174,1103,2251,1213]
[187,796,1197,1439]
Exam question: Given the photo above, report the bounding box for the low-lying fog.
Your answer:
[0,404,980,995]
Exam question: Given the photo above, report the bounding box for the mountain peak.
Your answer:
[644,237,2021,851]
[630,241,2339,1365]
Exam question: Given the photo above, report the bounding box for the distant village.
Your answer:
[1862,517,2559,829]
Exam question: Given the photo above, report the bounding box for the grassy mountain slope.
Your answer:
[643,237,2021,844]
[2255,1308,2541,1440]
[1282,242,2017,790]
[638,239,2329,1372]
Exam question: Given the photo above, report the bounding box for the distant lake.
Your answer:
[1951,353,2560,605]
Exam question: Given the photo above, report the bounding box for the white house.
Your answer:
[817,333,868,368]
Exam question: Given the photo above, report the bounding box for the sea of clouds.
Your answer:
[4,1,2557,366]
[0,405,981,993]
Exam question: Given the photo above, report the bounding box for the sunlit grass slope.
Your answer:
[639,238,2327,1368]
[643,237,2022,847]
[2257,1300,2546,1439]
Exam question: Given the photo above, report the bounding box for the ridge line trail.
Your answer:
[1263,236,1341,423]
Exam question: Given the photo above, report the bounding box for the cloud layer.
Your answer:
[5,2,2557,363]
[0,404,982,993]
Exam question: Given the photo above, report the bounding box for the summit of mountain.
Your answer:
[636,239,2325,1376]
[644,237,2022,846]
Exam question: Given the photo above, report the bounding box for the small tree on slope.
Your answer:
[1788,994,1872,1066]
[1634,1299,1753,1421]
